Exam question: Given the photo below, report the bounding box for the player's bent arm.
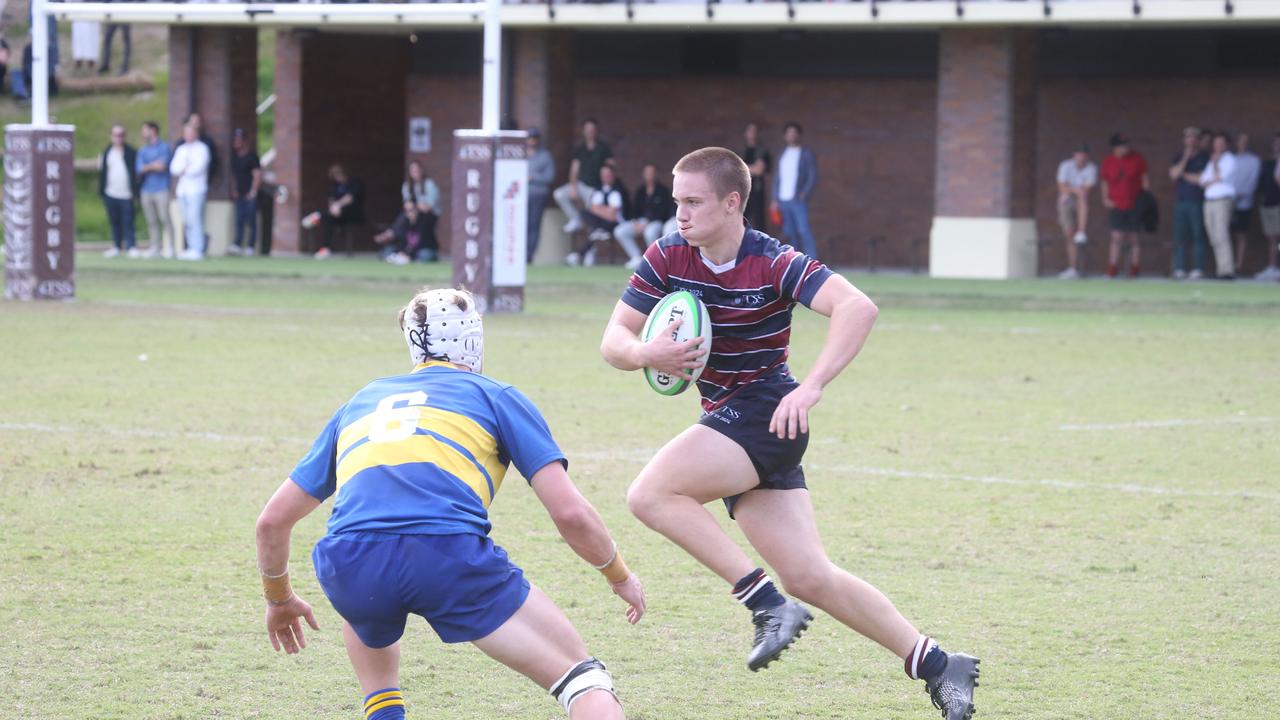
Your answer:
[601,300,708,379]
[255,479,323,653]
[530,461,646,623]
[256,478,322,578]
[801,274,879,391]
[599,301,651,371]
[530,462,621,568]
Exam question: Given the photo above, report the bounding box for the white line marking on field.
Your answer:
[6,426,1273,502]
[1059,416,1275,431]
[814,464,1280,502]
[0,422,312,445]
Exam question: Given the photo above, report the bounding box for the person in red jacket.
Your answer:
[1100,133,1150,278]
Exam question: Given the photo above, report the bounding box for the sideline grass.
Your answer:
[1,257,1277,719]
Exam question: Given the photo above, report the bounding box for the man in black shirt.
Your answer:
[230,128,262,256]
[1256,133,1280,281]
[314,164,365,259]
[739,122,772,231]
[1168,127,1211,280]
[374,201,438,265]
[553,119,615,234]
[615,163,674,268]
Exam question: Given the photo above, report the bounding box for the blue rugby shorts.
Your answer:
[312,531,530,647]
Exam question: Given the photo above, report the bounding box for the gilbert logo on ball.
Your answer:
[640,290,713,396]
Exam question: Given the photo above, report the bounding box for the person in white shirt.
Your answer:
[169,122,211,261]
[1199,131,1237,279]
[769,122,819,259]
[1229,133,1262,272]
[1054,145,1097,279]
[566,165,630,268]
[70,21,100,70]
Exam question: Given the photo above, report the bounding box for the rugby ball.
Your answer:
[640,290,713,396]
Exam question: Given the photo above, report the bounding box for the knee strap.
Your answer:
[549,657,616,713]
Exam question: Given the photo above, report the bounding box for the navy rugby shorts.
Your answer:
[313,531,530,647]
[698,380,809,519]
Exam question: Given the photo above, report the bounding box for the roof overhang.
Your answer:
[47,0,1280,30]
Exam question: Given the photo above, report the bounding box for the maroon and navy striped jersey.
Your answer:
[622,226,833,412]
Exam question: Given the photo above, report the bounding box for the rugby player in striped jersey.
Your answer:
[600,147,979,720]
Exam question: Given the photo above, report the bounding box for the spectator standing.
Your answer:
[401,160,440,219]
[170,122,211,261]
[230,128,262,256]
[1230,133,1261,272]
[567,165,628,267]
[1054,144,1096,278]
[615,163,675,268]
[373,201,438,265]
[313,165,365,260]
[771,122,819,259]
[70,20,99,70]
[20,35,59,101]
[135,121,175,258]
[1199,131,1237,279]
[1099,133,1149,278]
[553,119,615,234]
[739,122,772,231]
[1254,134,1280,281]
[19,10,58,98]
[526,128,555,262]
[177,112,219,188]
[0,38,9,94]
[99,22,130,76]
[99,124,138,258]
[1168,127,1210,279]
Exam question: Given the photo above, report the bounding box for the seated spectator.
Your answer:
[401,159,440,217]
[566,165,629,267]
[553,119,614,234]
[615,163,675,269]
[313,164,365,260]
[374,201,439,265]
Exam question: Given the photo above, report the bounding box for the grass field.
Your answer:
[2,256,1278,719]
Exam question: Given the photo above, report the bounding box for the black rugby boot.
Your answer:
[746,599,812,671]
[925,653,980,720]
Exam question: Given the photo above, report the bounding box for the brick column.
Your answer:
[509,30,575,184]
[930,28,1039,278]
[271,30,304,254]
[167,26,257,202]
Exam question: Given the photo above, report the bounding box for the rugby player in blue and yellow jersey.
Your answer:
[256,288,645,720]
[600,148,980,720]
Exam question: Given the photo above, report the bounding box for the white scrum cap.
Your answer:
[399,288,484,372]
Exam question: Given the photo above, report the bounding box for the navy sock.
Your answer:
[364,687,405,720]
[905,635,949,681]
[732,568,786,611]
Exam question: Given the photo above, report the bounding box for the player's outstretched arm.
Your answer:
[770,275,879,440]
[529,461,646,624]
[600,300,706,380]
[255,479,323,654]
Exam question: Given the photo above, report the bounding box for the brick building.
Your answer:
[57,2,1280,275]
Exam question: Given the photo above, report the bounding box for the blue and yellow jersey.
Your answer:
[289,361,566,537]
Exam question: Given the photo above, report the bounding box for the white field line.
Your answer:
[5,424,1274,502]
[1059,416,1275,431]
[810,464,1280,503]
[0,422,312,445]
